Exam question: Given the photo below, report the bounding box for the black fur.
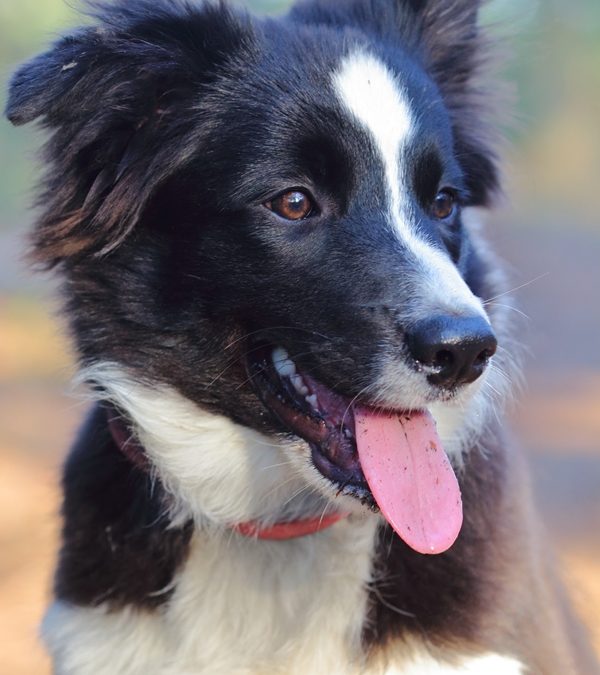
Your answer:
[56,404,193,609]
[364,430,508,651]
[290,0,501,205]
[6,0,502,611]
[6,1,258,265]
[5,0,499,430]
[9,0,573,669]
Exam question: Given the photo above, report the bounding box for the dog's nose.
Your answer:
[407,315,497,388]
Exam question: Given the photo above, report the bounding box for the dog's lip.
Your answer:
[245,342,376,506]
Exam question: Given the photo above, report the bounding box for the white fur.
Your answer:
[43,365,524,674]
[372,220,513,460]
[332,51,485,319]
[374,339,506,462]
[427,209,515,459]
[367,316,499,461]
[385,650,526,674]
[42,421,523,674]
[48,365,381,672]
[43,504,526,675]
[40,35,525,675]
[333,50,412,221]
[76,363,337,527]
[333,52,497,445]
[75,363,373,525]
[44,518,379,674]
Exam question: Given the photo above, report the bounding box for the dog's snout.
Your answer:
[407,315,497,388]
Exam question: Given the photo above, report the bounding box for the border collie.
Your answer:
[6,0,598,672]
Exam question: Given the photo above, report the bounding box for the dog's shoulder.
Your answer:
[54,403,193,609]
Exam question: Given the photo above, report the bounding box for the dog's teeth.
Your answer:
[272,347,296,377]
[272,347,313,398]
[291,374,309,396]
[272,346,290,363]
[305,394,319,410]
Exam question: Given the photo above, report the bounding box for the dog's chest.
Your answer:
[43,521,525,675]
[44,520,376,674]
[162,524,378,673]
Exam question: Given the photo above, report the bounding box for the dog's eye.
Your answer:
[265,190,314,221]
[432,190,456,220]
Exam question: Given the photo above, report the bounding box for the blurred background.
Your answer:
[0,0,599,672]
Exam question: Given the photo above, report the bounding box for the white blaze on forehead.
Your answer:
[332,51,485,317]
[333,51,412,217]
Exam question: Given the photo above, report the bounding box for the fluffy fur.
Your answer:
[6,0,598,673]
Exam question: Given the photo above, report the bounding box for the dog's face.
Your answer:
[6,0,506,540]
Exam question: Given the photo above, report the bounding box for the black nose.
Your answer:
[407,315,497,388]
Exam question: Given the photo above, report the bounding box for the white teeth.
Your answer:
[272,346,314,401]
[305,394,319,410]
[291,374,309,396]
[272,347,296,377]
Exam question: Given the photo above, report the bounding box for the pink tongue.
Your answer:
[354,407,462,555]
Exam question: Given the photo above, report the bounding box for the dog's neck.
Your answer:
[106,402,350,540]
[45,367,531,673]
[80,362,489,535]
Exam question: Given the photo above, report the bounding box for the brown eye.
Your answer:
[265,190,314,221]
[432,190,456,220]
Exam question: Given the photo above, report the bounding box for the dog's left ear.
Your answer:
[290,0,501,206]
[5,0,256,267]
[415,0,501,206]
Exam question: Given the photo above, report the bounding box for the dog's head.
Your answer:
[6,0,508,550]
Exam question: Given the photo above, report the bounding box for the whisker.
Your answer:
[483,272,549,305]
[490,303,530,320]
[258,474,304,509]
[488,362,511,384]
[317,501,334,530]
[366,582,417,619]
[340,384,374,432]
[250,439,288,449]
[483,379,503,399]
[259,460,297,472]
[210,344,320,390]
[279,484,313,511]
[223,326,333,351]
[231,347,344,391]
[206,343,269,388]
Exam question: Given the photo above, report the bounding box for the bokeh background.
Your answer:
[1,0,599,672]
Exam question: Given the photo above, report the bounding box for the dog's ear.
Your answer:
[414,0,501,206]
[290,0,501,206]
[5,0,256,267]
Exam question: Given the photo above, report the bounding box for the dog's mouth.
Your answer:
[246,343,372,502]
[246,343,464,554]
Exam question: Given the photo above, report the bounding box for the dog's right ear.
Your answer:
[5,0,256,267]
[6,30,92,128]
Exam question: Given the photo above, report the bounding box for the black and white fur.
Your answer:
[5,0,597,673]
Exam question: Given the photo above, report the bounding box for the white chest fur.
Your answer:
[42,519,525,675]
[45,366,524,674]
[43,518,378,675]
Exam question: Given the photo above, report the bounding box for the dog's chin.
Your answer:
[245,341,476,510]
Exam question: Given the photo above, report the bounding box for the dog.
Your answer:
[6,0,598,672]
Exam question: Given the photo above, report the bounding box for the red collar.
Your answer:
[232,513,346,540]
[106,406,347,540]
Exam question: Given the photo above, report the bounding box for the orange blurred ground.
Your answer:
[1,297,599,674]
